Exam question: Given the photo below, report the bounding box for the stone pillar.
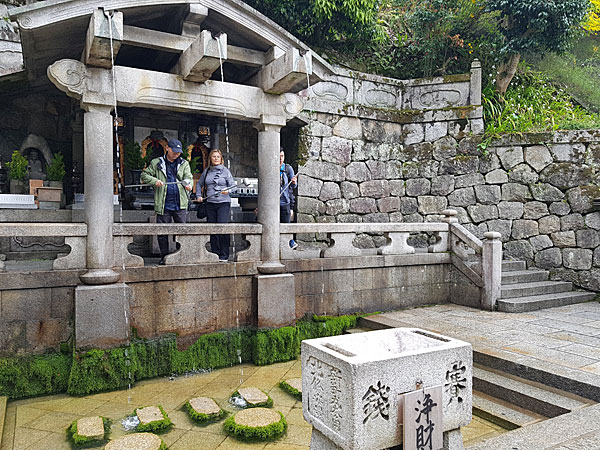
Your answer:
[482,231,502,311]
[79,103,120,285]
[256,114,286,274]
[470,59,482,106]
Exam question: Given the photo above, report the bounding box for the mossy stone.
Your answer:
[279,378,302,400]
[104,433,164,450]
[76,416,104,440]
[238,387,270,406]
[224,408,287,442]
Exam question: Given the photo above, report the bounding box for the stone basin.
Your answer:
[302,328,472,450]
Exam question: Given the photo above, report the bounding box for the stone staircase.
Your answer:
[497,260,596,313]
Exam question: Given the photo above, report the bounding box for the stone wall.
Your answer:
[0,256,461,355]
[297,122,600,291]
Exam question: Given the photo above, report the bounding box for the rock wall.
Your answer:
[297,120,600,291]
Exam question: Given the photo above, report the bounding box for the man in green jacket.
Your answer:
[141,139,193,264]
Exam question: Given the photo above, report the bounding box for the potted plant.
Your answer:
[6,150,27,194]
[47,153,66,188]
[124,140,147,184]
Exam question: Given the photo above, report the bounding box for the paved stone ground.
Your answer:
[374,301,600,449]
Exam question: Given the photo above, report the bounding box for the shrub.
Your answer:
[47,153,66,182]
[6,150,28,181]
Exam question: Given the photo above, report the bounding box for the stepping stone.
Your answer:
[234,408,281,427]
[104,433,163,450]
[238,387,269,405]
[188,397,221,416]
[136,406,164,425]
[285,378,302,393]
[75,416,104,440]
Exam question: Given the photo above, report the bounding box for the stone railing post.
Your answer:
[255,114,286,274]
[442,209,458,252]
[470,59,482,106]
[482,231,502,311]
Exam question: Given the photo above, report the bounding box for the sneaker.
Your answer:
[289,239,298,250]
[219,258,228,263]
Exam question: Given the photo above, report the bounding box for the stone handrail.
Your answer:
[280,222,449,259]
[0,222,87,270]
[113,223,263,266]
[444,211,502,311]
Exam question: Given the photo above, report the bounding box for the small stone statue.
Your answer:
[27,150,46,180]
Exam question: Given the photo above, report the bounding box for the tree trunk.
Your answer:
[496,52,521,96]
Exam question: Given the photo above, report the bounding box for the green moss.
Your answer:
[185,400,227,424]
[67,417,111,447]
[279,380,302,401]
[0,353,71,399]
[2,313,366,399]
[135,405,172,433]
[223,411,287,442]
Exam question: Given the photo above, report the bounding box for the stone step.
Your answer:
[500,281,572,299]
[0,396,6,449]
[473,366,591,418]
[343,327,372,334]
[501,269,549,285]
[501,260,526,272]
[497,291,598,313]
[472,391,544,430]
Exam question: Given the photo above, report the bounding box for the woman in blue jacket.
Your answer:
[197,149,236,261]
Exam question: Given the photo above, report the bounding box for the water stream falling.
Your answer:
[107,9,133,404]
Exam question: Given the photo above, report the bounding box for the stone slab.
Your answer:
[104,432,163,450]
[136,406,164,425]
[238,387,268,405]
[234,408,281,427]
[188,397,220,416]
[255,273,295,328]
[286,378,302,393]
[76,416,104,439]
[74,283,131,349]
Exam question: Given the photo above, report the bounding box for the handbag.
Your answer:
[196,169,208,219]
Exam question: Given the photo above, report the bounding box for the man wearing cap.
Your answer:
[141,138,193,264]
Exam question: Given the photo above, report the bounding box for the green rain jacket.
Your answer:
[141,156,193,215]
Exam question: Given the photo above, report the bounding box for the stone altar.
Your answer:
[302,328,472,450]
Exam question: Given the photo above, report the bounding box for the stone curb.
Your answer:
[0,396,6,449]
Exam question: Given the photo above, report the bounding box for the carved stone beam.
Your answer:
[83,9,123,69]
[174,30,227,82]
[182,4,209,37]
[259,48,317,94]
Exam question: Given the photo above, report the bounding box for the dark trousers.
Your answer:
[157,209,187,257]
[206,202,231,260]
[280,203,291,223]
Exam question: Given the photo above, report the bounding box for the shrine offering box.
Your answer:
[302,328,472,450]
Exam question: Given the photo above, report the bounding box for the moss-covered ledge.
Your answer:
[0,313,366,399]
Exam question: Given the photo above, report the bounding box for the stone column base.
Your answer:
[254,273,295,328]
[75,283,131,349]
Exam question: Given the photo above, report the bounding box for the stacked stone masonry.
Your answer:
[298,123,600,292]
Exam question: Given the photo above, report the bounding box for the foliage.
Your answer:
[185,400,227,423]
[123,140,148,171]
[47,153,66,182]
[67,417,111,447]
[6,150,28,181]
[223,411,287,442]
[485,0,590,93]
[0,353,71,399]
[135,405,172,433]
[244,0,381,48]
[482,64,600,136]
[278,380,302,400]
[585,0,600,33]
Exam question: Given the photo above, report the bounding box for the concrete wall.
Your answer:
[0,256,465,355]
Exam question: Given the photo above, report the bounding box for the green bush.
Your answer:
[6,150,28,181]
[47,153,66,182]
[0,353,71,399]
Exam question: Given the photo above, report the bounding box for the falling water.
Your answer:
[107,9,132,404]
